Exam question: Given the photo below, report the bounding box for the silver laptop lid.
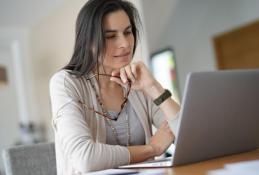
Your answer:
[173,69,259,166]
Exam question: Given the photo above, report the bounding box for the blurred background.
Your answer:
[1,0,259,173]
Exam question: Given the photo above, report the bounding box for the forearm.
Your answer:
[144,81,180,120]
[127,145,155,163]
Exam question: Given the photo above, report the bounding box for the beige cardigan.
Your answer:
[49,70,179,174]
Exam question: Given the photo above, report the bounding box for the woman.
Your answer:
[49,0,180,174]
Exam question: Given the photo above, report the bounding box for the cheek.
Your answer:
[102,43,115,65]
[105,42,115,56]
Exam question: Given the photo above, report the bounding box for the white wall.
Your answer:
[143,0,259,95]
[130,0,150,64]
[0,28,36,120]
[0,41,20,173]
[142,0,178,52]
[0,27,34,173]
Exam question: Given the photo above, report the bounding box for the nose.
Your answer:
[118,34,130,48]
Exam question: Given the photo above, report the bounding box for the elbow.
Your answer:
[61,138,128,173]
[70,143,108,173]
[75,160,97,173]
[73,156,108,173]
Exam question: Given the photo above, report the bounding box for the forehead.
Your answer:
[103,10,131,30]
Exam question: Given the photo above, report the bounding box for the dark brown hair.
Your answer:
[64,0,141,77]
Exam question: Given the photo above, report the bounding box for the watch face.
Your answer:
[154,89,172,106]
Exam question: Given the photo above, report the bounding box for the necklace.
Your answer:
[89,79,130,146]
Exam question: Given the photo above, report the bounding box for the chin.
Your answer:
[113,62,130,70]
[114,56,132,67]
[103,55,132,70]
[120,58,132,66]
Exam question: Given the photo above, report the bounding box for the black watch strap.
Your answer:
[153,89,172,106]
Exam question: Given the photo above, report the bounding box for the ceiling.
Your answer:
[0,0,65,27]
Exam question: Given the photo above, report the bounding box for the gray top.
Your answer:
[106,102,145,146]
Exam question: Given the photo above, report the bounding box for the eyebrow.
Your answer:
[105,25,132,33]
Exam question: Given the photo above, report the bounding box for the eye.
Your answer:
[124,30,132,35]
[105,35,116,39]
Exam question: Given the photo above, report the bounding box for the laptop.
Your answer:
[119,69,259,168]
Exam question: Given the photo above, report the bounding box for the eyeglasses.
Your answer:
[80,73,131,121]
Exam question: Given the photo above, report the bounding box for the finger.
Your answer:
[111,69,120,77]
[163,120,169,125]
[160,121,167,129]
[110,77,124,86]
[162,121,171,131]
[124,65,136,83]
[168,131,174,137]
[166,126,172,133]
[131,63,138,79]
[120,68,128,84]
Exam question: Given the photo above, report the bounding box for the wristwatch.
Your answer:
[153,89,172,106]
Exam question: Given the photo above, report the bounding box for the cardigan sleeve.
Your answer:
[49,71,130,173]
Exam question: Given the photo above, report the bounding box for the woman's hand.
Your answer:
[149,121,174,156]
[110,61,161,96]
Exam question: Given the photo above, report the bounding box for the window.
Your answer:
[150,48,180,104]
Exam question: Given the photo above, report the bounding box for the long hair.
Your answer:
[64,0,141,77]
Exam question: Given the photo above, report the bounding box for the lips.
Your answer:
[114,52,130,57]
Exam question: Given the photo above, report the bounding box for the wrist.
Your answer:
[144,81,164,100]
[147,144,157,158]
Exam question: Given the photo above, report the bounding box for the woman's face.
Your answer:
[101,10,135,71]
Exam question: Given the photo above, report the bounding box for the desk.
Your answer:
[147,149,259,175]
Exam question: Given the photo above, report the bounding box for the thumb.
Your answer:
[111,69,120,77]
[160,120,168,129]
